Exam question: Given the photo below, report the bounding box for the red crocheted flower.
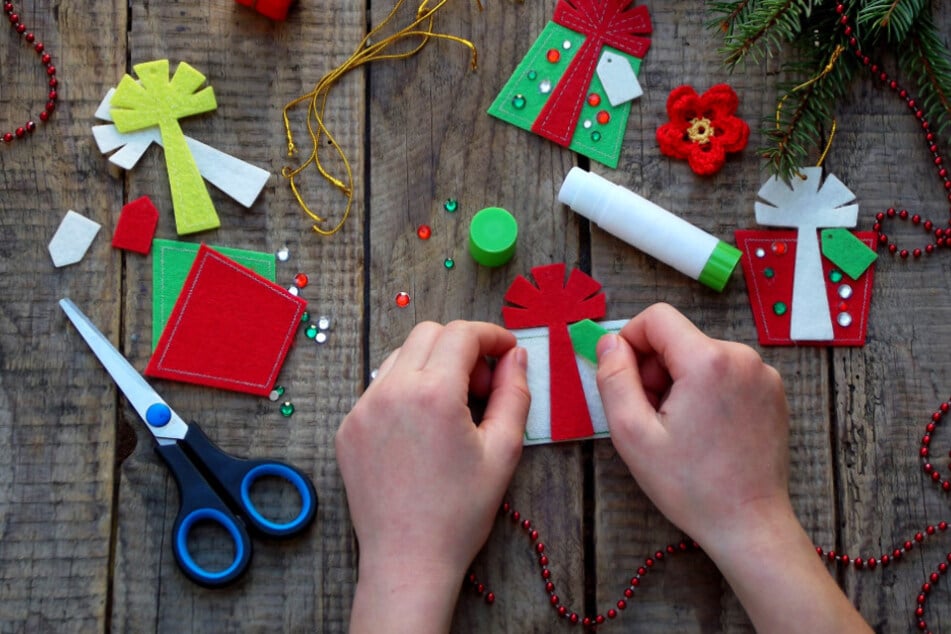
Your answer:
[656,84,749,176]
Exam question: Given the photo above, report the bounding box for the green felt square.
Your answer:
[569,318,610,365]
[487,22,640,169]
[152,239,276,349]
[820,228,878,280]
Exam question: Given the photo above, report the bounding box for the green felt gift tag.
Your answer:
[152,239,276,349]
[568,318,610,365]
[820,228,878,280]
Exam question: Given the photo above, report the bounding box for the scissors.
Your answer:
[60,298,317,588]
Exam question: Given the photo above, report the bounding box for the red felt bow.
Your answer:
[532,0,652,146]
[503,264,606,441]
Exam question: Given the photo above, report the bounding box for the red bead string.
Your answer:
[834,3,950,259]
[466,502,699,630]
[2,1,57,144]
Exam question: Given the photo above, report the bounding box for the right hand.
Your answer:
[594,303,792,555]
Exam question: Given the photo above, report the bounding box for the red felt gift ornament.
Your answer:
[234,0,294,21]
[503,263,605,441]
[146,244,307,395]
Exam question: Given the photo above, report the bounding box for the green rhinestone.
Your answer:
[443,198,458,213]
[512,94,527,110]
[527,70,537,80]
[444,257,455,270]
[305,324,318,339]
[829,270,843,283]
[773,302,788,316]
[763,267,774,279]
[301,311,310,323]
[591,130,602,142]
[279,402,295,417]
[268,385,286,402]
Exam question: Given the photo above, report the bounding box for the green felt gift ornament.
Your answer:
[488,0,651,168]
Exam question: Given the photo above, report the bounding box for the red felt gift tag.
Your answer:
[146,244,306,395]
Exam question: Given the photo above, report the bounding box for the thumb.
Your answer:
[596,334,662,460]
[479,346,531,475]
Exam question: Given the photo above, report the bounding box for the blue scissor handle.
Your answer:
[156,441,253,588]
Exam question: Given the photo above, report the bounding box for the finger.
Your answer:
[372,346,402,381]
[595,334,664,456]
[469,356,493,399]
[620,303,712,382]
[425,321,517,381]
[480,346,530,475]
[388,321,444,371]
[636,353,672,406]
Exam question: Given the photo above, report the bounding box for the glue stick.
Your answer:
[558,168,742,292]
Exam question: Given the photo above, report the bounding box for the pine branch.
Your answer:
[712,0,809,69]
[898,7,951,135]
[857,0,927,42]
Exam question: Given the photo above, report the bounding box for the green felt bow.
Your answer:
[111,60,220,235]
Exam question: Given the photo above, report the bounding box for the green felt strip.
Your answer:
[820,228,878,280]
[152,239,276,349]
[568,318,610,365]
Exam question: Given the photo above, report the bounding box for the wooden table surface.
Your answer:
[4,0,951,631]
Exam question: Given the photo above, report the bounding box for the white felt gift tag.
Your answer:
[596,51,643,107]
[514,319,627,445]
[49,210,101,267]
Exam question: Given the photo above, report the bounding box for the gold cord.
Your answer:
[774,44,844,174]
[282,0,478,236]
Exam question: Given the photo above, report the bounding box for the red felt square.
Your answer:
[112,196,159,255]
[146,244,306,395]
[735,229,876,346]
[234,0,293,20]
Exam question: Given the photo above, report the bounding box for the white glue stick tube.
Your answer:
[558,167,742,292]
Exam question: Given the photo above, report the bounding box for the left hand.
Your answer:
[336,320,530,632]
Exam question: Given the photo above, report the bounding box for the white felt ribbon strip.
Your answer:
[91,89,270,208]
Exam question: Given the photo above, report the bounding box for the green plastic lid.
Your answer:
[698,240,743,293]
[469,207,518,267]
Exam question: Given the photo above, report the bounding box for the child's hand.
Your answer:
[336,321,530,632]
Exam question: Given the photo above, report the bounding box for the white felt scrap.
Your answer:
[49,210,101,267]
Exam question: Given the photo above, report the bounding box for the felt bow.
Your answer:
[110,60,220,235]
[532,0,651,146]
[503,264,606,442]
[92,89,270,209]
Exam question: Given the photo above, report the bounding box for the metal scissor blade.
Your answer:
[59,298,189,442]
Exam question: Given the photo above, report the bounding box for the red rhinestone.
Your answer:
[294,273,309,288]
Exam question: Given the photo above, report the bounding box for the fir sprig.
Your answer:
[706,0,951,181]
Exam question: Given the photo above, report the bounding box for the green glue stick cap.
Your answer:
[469,207,518,267]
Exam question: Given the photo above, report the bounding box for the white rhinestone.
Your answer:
[277,246,290,261]
[755,248,766,258]
[539,79,552,94]
[583,120,592,129]
[838,284,853,299]
[317,316,331,330]
[837,312,853,327]
[315,332,328,344]
[562,40,572,50]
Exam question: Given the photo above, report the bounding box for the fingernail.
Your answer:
[596,334,618,360]
[515,346,528,369]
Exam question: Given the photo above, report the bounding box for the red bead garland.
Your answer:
[2,1,57,144]
[466,502,699,630]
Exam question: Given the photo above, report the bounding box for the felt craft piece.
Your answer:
[49,210,101,267]
[735,229,876,347]
[234,0,294,20]
[656,84,749,176]
[487,0,651,168]
[515,319,626,445]
[503,263,606,442]
[146,244,305,396]
[568,318,609,365]
[152,239,277,349]
[820,228,878,280]
[754,167,859,341]
[110,60,220,235]
[92,89,270,208]
[112,196,159,254]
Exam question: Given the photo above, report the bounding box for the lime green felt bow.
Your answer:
[111,60,219,235]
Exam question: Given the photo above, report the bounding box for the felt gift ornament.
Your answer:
[234,0,294,21]
[487,0,651,169]
[109,61,222,235]
[502,263,606,442]
[735,167,877,346]
[146,245,305,396]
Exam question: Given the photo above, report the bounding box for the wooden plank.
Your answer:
[588,2,836,630]
[0,0,125,631]
[829,4,951,625]
[107,2,363,631]
[364,0,587,630]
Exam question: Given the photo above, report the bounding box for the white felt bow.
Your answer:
[91,89,270,209]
